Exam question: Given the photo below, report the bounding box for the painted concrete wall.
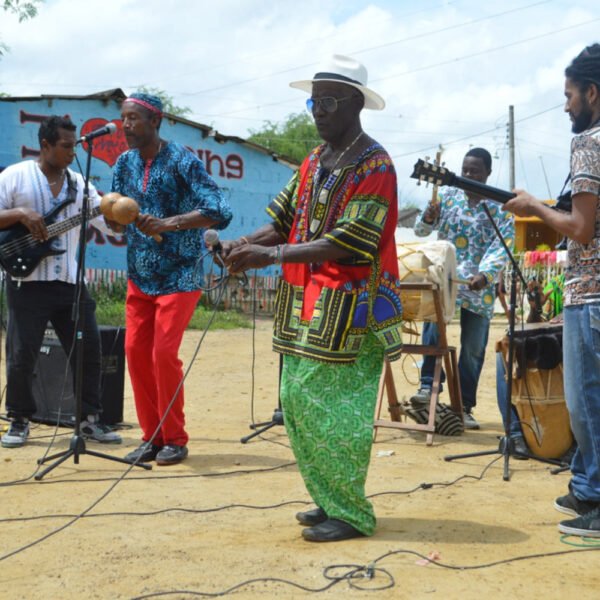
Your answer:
[0,96,295,274]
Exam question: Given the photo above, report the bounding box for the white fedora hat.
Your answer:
[290,54,385,111]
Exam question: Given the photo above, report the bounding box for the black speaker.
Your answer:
[31,326,125,426]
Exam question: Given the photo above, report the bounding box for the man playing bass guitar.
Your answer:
[0,115,121,448]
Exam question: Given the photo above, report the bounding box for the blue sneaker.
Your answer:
[1,419,30,448]
[80,415,122,444]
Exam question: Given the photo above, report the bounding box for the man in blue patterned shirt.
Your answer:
[413,148,515,430]
[112,93,232,466]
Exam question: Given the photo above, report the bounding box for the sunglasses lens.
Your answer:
[306,97,339,113]
[321,97,337,112]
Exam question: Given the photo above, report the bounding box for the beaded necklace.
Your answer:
[304,131,363,240]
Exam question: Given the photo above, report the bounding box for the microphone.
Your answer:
[77,122,118,145]
[203,229,248,287]
[203,229,222,254]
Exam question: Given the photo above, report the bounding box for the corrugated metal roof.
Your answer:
[0,89,299,169]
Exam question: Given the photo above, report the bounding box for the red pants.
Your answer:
[125,281,201,447]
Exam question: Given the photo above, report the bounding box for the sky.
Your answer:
[0,0,599,208]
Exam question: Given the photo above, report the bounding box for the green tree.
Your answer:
[1,0,43,58]
[248,112,321,164]
[134,85,192,118]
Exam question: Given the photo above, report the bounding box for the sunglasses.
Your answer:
[306,95,356,114]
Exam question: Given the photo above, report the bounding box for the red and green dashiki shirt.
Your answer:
[267,142,403,364]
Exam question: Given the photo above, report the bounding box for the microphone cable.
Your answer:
[193,248,249,296]
[0,272,230,562]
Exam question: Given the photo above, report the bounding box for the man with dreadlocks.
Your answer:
[504,43,600,538]
[112,93,232,466]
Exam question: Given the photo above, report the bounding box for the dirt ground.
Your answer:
[1,317,599,599]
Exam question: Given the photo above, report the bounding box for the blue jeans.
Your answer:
[563,304,600,502]
[421,308,490,413]
[495,352,524,438]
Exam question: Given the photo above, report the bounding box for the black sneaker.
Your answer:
[554,492,600,517]
[1,419,30,448]
[156,444,188,466]
[510,436,529,460]
[558,506,600,538]
[124,442,162,463]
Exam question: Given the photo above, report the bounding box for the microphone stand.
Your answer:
[35,139,151,480]
[444,203,564,480]
[202,239,276,444]
[241,354,284,444]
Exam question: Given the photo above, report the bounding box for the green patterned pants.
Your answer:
[279,334,385,536]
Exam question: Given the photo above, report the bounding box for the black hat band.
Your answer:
[313,72,363,86]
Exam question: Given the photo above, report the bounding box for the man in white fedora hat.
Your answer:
[289,54,386,110]
[220,55,403,542]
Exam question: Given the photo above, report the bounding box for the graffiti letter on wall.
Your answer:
[196,149,244,179]
[225,154,243,179]
[87,225,127,247]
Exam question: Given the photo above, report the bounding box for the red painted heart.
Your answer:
[79,118,128,167]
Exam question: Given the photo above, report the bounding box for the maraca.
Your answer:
[102,194,162,242]
[111,195,140,225]
[99,191,122,221]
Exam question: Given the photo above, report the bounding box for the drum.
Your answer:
[503,323,573,459]
[396,241,458,323]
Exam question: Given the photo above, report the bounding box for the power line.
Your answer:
[353,0,554,57]
[390,103,564,159]
[371,17,600,84]
[180,0,557,97]
[516,137,569,159]
[142,0,464,87]
[206,17,594,120]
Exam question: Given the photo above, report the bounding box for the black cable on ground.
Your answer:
[128,544,600,598]
[0,456,502,524]
[0,270,229,562]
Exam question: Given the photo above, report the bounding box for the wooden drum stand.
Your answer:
[373,281,463,445]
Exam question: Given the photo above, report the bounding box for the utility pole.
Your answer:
[508,105,515,189]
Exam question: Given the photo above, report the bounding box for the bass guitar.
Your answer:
[410,158,516,204]
[0,199,101,278]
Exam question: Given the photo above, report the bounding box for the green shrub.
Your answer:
[188,305,252,330]
[89,283,252,330]
[90,280,128,327]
